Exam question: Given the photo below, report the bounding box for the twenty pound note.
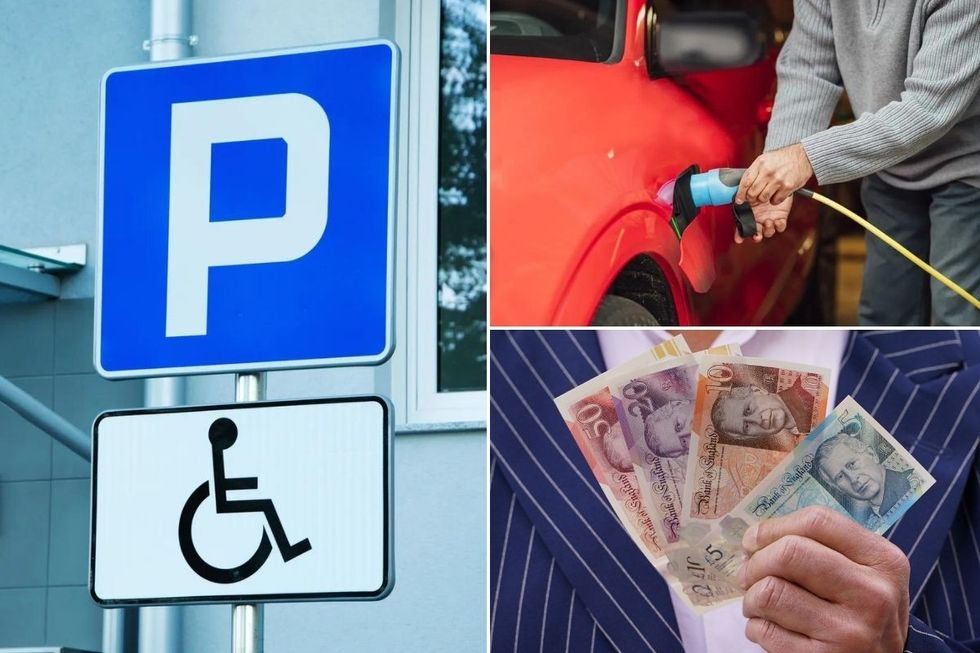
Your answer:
[683,355,831,523]
[609,344,741,548]
[607,343,743,612]
[695,395,936,578]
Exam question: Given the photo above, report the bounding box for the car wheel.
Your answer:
[590,295,661,326]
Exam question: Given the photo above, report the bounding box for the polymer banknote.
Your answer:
[662,539,743,611]
[608,344,741,548]
[554,334,741,611]
[692,395,936,579]
[553,336,693,566]
[604,343,745,612]
[683,355,831,524]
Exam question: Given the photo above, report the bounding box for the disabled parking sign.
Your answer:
[90,397,393,605]
[96,41,398,378]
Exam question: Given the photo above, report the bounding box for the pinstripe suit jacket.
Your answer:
[490,330,980,652]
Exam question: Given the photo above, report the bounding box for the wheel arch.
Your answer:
[550,207,696,325]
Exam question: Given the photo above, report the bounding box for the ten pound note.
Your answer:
[683,355,831,525]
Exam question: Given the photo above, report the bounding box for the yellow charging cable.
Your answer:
[796,188,980,312]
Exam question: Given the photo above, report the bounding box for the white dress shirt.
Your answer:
[595,329,848,653]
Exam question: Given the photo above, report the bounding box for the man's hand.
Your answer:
[738,507,910,653]
[734,195,793,244]
[736,144,814,207]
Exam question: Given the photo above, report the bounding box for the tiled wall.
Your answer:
[0,299,143,650]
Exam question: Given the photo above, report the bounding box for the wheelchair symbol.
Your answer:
[178,417,312,584]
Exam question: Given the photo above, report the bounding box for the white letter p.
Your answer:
[165,93,330,337]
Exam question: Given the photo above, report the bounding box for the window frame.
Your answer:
[391,0,487,430]
[488,0,626,64]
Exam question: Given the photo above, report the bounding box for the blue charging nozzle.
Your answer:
[667,166,757,239]
[689,168,746,207]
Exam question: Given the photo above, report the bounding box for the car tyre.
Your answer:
[590,295,661,326]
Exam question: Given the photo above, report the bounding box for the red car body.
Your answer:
[490,0,818,325]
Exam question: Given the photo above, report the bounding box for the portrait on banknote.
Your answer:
[616,366,695,460]
[808,413,919,530]
[702,363,823,452]
[738,398,933,535]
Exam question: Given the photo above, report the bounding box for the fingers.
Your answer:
[772,183,801,206]
[745,618,817,653]
[736,161,761,205]
[734,220,771,244]
[744,507,905,569]
[742,159,784,204]
[742,575,835,638]
[771,189,793,206]
[755,218,784,239]
[735,169,793,243]
[738,533,860,602]
[747,176,775,205]
[736,147,809,205]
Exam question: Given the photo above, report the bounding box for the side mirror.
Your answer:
[646,10,766,78]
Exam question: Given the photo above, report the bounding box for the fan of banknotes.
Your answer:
[554,335,935,613]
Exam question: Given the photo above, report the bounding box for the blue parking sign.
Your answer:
[96,41,398,378]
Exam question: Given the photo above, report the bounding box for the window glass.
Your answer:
[489,0,622,63]
[438,0,487,392]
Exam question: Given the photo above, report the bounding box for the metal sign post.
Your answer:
[233,372,264,653]
[233,601,263,653]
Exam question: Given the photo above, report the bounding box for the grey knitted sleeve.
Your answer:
[802,0,980,185]
[764,0,843,153]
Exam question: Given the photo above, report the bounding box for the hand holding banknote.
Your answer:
[557,341,934,621]
[738,507,910,653]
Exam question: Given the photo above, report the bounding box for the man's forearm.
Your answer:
[764,0,843,152]
[799,0,980,186]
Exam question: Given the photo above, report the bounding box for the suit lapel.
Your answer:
[490,330,682,652]
[837,331,980,601]
[491,456,622,653]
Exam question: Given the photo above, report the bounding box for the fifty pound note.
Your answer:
[553,336,693,565]
[684,356,831,523]
[698,396,936,578]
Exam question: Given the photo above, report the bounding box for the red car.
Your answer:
[490,0,819,325]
